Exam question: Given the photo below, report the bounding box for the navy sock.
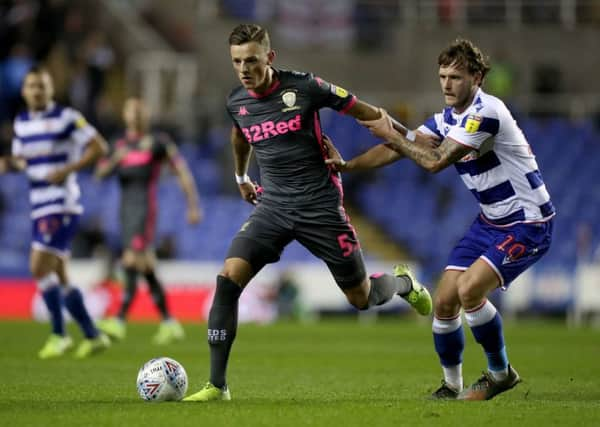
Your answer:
[64,287,98,339]
[432,316,465,367]
[41,285,64,335]
[465,300,509,372]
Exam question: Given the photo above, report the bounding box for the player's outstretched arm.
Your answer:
[345,99,380,121]
[359,109,469,173]
[168,144,202,225]
[231,126,258,205]
[346,99,413,137]
[323,135,402,172]
[48,134,108,184]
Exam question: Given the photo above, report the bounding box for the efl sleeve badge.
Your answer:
[464,114,483,133]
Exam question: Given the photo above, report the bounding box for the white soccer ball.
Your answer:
[136,357,188,402]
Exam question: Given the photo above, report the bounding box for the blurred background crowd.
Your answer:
[1,0,600,319]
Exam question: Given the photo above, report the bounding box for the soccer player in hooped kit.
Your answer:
[95,97,202,345]
[183,23,433,402]
[325,39,554,401]
[0,67,111,359]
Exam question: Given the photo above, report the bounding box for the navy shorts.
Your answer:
[32,213,80,257]
[227,202,366,289]
[446,215,553,288]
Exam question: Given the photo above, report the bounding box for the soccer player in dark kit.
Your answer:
[96,97,201,345]
[184,24,433,402]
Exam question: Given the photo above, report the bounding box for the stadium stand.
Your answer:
[2,115,598,280]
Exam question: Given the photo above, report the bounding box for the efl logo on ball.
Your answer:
[136,357,188,402]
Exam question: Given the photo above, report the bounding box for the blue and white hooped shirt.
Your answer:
[12,103,97,219]
[418,88,555,226]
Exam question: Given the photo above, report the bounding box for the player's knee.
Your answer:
[36,272,60,290]
[347,293,369,310]
[220,258,254,287]
[456,274,483,308]
[433,293,460,318]
[343,282,369,310]
[219,268,250,288]
[218,269,236,283]
[121,252,137,269]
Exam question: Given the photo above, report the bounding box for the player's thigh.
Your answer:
[294,207,366,291]
[455,259,500,309]
[220,257,255,287]
[142,249,157,272]
[225,204,293,283]
[121,249,138,268]
[29,248,60,278]
[122,249,154,272]
[55,256,70,284]
[433,270,462,318]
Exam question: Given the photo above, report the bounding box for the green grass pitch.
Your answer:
[1,318,599,426]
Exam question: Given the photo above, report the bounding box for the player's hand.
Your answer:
[46,167,71,184]
[415,131,442,148]
[239,181,259,205]
[357,108,395,141]
[323,135,348,172]
[187,206,202,224]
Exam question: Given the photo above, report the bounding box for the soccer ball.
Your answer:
[136,357,188,402]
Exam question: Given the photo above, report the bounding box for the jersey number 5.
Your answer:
[337,233,358,257]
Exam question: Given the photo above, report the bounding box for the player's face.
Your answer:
[439,63,481,113]
[21,72,54,111]
[230,42,274,92]
[123,98,149,131]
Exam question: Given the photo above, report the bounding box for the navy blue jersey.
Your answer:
[226,69,356,208]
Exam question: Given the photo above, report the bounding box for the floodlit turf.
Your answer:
[1,318,599,426]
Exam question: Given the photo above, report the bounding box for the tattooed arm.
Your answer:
[393,136,471,173]
[358,108,471,173]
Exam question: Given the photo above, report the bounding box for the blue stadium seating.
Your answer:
[0,118,598,277]
[323,116,600,278]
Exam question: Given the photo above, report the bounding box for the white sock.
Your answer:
[442,365,463,391]
[489,367,509,382]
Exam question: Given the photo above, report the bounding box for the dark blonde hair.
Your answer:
[228,24,271,50]
[26,65,51,78]
[438,38,490,82]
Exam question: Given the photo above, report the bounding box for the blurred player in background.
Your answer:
[184,23,433,402]
[0,66,111,359]
[95,97,202,345]
[326,39,554,401]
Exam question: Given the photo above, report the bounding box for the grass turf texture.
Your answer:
[1,319,599,426]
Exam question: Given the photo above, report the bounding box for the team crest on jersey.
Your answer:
[75,116,88,129]
[330,84,349,98]
[465,114,483,133]
[282,91,300,112]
